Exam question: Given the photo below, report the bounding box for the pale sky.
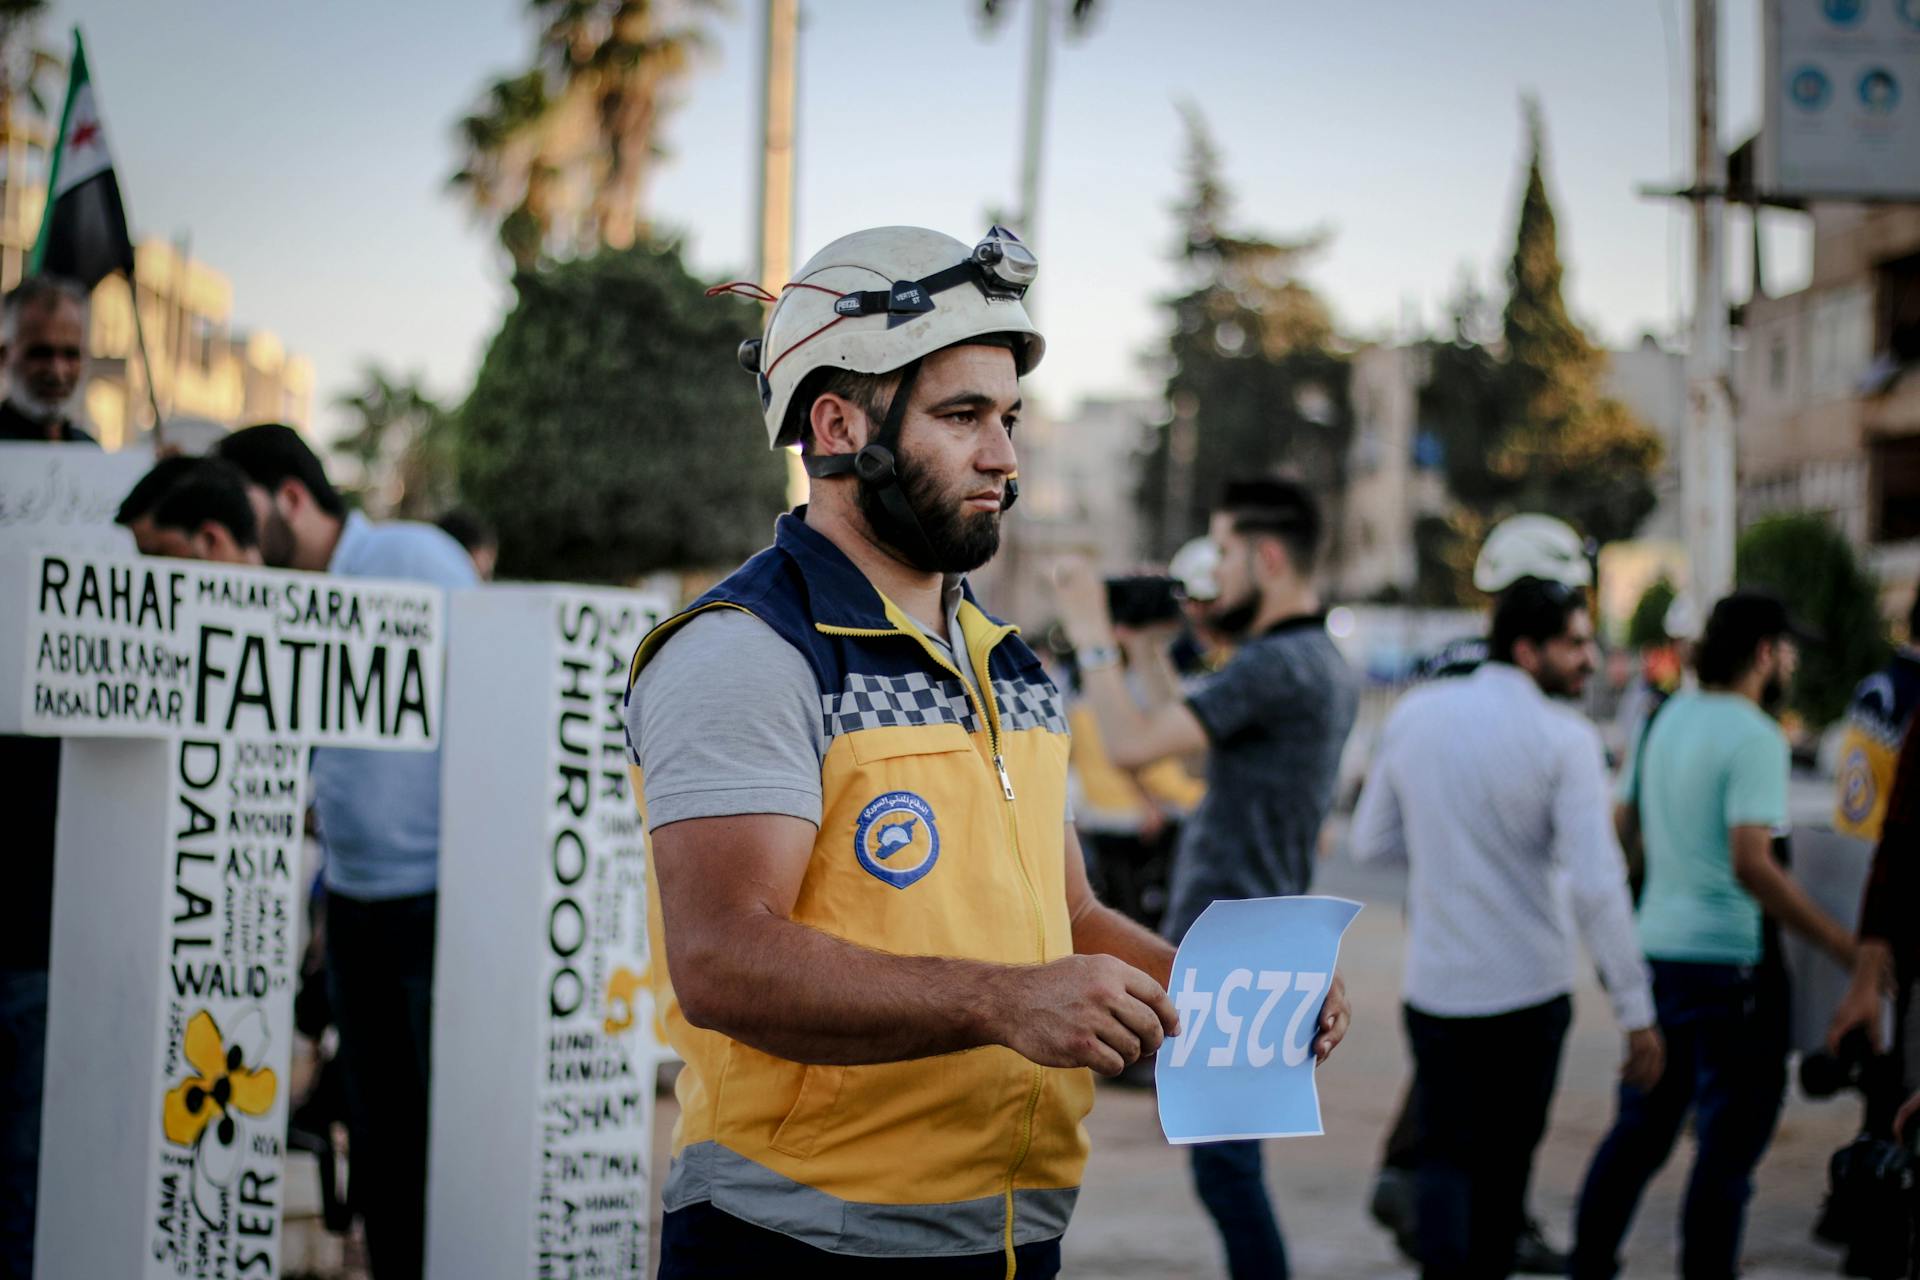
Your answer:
[61,0,1809,439]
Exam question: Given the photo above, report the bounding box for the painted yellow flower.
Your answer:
[604,966,645,1036]
[162,1009,276,1152]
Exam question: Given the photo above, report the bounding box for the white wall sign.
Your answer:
[1766,0,1920,198]
[0,548,444,1280]
[431,587,666,1280]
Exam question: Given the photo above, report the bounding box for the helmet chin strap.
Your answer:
[802,359,1020,574]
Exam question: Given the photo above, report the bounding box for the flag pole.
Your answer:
[126,270,166,451]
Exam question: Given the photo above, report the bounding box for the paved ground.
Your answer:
[1051,851,1860,1279]
[290,831,1869,1278]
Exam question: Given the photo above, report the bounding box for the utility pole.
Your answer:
[1015,0,1052,252]
[755,0,798,294]
[1683,0,1737,603]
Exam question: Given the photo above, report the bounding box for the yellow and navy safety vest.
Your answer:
[627,513,1091,1262]
[1835,650,1920,841]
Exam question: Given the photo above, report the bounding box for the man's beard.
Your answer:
[1207,589,1260,639]
[859,444,1002,574]
[257,507,297,569]
[9,385,73,423]
[1762,674,1788,714]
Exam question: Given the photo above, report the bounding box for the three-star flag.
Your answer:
[29,30,135,290]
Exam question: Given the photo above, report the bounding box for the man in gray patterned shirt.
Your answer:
[1058,477,1359,1280]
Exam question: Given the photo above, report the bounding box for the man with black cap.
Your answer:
[1571,592,1858,1280]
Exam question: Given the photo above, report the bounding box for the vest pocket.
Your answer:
[768,1063,847,1160]
[848,721,975,765]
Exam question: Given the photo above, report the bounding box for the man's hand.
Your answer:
[1622,1027,1665,1091]
[989,954,1178,1077]
[1053,557,1117,652]
[1828,940,1892,1055]
[1828,981,1887,1056]
[1897,1090,1920,1143]
[1314,973,1351,1065]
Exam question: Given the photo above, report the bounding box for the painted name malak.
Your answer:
[25,552,440,744]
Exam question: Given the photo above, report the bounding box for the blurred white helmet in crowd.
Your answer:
[1473,514,1592,593]
[736,224,1045,449]
[1170,537,1221,602]
[1662,592,1703,643]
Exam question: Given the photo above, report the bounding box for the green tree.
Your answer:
[1736,515,1889,727]
[1416,102,1663,584]
[332,367,454,520]
[455,242,787,582]
[1627,576,1678,650]
[1135,105,1351,559]
[451,0,718,271]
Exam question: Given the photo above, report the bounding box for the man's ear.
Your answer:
[808,393,868,457]
[274,478,309,519]
[1255,535,1289,581]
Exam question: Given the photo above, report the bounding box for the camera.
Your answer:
[1105,575,1184,629]
[1803,1028,1897,1100]
[1809,1030,1918,1278]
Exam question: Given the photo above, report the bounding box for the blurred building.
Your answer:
[0,144,314,450]
[1334,343,1447,599]
[979,395,1158,628]
[1735,205,1920,607]
[1329,338,1688,604]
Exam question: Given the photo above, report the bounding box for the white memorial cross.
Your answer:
[0,544,445,1280]
[429,584,669,1280]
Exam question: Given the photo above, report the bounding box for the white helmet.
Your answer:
[739,225,1045,449]
[1170,537,1221,602]
[1473,514,1591,593]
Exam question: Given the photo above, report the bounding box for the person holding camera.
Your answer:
[1057,477,1359,1280]
[1571,593,1859,1280]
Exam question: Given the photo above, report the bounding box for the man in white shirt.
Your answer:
[1353,578,1664,1280]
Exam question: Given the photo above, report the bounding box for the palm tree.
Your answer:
[449,0,718,270]
[0,2,62,275]
[332,366,453,518]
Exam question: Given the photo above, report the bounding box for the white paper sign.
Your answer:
[0,442,149,552]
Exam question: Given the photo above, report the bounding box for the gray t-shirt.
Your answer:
[630,610,827,829]
[629,602,1067,831]
[1163,615,1360,942]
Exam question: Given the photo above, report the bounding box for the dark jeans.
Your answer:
[1405,995,1572,1280]
[1190,1139,1290,1279]
[327,891,436,1280]
[1571,960,1789,1280]
[0,971,46,1280]
[658,1200,1062,1278]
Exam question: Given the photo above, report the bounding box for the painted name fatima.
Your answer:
[24,551,440,744]
[537,598,652,1278]
[150,737,305,1280]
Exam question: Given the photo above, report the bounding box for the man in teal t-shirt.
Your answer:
[1631,691,1788,964]
[1572,593,1858,1280]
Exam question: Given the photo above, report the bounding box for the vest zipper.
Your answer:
[823,615,1052,1277]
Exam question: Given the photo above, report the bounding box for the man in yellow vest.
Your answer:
[626,225,1350,1277]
